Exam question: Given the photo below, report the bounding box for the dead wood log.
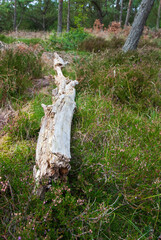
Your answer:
[33,53,78,196]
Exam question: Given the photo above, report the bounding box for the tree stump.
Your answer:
[33,53,78,197]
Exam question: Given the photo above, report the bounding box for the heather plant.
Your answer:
[138,37,161,48]
[74,50,161,111]
[6,93,52,140]
[79,36,108,52]
[0,49,42,106]
[1,90,160,239]
[0,37,161,239]
[79,36,125,52]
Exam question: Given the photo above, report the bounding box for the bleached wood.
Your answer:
[33,53,78,195]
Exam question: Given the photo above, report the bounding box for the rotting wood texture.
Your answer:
[33,53,78,196]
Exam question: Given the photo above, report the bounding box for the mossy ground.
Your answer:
[0,34,161,239]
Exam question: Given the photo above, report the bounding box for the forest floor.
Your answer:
[0,30,161,240]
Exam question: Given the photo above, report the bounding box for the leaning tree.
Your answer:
[122,0,155,52]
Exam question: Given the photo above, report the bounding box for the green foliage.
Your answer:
[0,34,16,44]
[0,0,159,32]
[50,29,89,50]
[0,49,42,106]
[0,2,13,31]
[73,4,88,28]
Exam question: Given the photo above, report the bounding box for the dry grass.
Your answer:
[5,31,50,40]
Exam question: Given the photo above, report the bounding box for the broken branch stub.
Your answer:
[33,53,78,195]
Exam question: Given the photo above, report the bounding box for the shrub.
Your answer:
[107,36,125,48]
[50,28,89,50]
[79,36,125,52]
[0,49,42,106]
[79,36,108,52]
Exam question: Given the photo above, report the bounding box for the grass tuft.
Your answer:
[0,49,42,106]
[0,34,16,44]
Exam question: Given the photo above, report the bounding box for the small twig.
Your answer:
[8,224,16,240]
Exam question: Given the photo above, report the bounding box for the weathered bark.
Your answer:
[67,0,70,32]
[156,0,161,30]
[33,53,78,197]
[124,0,133,27]
[119,0,123,25]
[122,0,155,52]
[57,0,63,34]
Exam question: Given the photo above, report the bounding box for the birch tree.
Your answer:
[119,0,123,25]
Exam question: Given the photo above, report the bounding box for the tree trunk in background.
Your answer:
[43,15,45,31]
[67,0,70,32]
[124,0,133,27]
[119,0,123,25]
[156,0,161,29]
[115,0,120,21]
[105,0,108,9]
[13,0,17,31]
[57,0,63,34]
[91,0,104,23]
[122,0,155,52]
[33,53,78,198]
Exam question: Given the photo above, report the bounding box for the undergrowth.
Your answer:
[79,36,125,52]
[0,49,42,106]
[0,35,161,239]
[50,28,89,50]
[74,50,161,111]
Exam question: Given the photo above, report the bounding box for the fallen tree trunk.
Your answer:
[33,53,78,197]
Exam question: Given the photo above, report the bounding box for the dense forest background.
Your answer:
[0,0,160,32]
